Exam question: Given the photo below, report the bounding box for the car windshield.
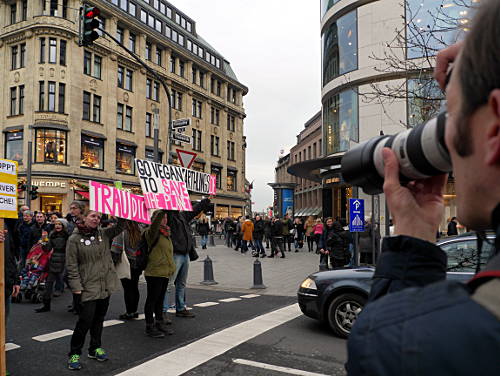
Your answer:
[440,237,495,273]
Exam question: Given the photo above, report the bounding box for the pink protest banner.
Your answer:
[89,180,151,224]
[142,180,193,211]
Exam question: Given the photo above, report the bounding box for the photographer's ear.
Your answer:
[485,89,500,166]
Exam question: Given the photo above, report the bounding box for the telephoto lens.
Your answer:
[341,112,452,195]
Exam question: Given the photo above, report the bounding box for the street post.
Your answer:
[153,107,160,163]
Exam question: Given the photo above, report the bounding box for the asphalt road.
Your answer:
[6,285,296,376]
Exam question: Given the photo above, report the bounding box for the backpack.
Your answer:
[135,232,160,271]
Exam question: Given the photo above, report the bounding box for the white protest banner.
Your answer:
[89,180,151,224]
[135,159,217,211]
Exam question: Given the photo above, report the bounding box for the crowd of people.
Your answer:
[3,198,211,372]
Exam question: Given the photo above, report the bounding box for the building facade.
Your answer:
[268,153,296,218]
[0,0,248,216]
[290,111,322,217]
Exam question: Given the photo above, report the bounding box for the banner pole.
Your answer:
[0,218,6,376]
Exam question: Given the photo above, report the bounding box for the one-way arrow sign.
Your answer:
[176,149,197,169]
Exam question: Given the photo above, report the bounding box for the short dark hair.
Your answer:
[456,0,500,156]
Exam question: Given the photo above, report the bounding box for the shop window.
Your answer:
[227,170,237,192]
[35,128,67,164]
[215,205,229,219]
[81,135,104,170]
[40,194,63,213]
[211,166,222,189]
[191,161,205,172]
[5,131,23,164]
[231,206,242,219]
[116,143,135,174]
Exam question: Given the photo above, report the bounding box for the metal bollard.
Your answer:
[251,259,266,289]
[200,256,218,285]
[209,234,216,247]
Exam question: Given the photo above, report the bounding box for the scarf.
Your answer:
[76,222,98,237]
[160,224,171,238]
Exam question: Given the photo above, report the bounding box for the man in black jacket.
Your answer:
[164,198,211,318]
[347,2,500,374]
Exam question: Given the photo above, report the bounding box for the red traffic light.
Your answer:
[84,6,100,18]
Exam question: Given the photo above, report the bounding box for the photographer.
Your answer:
[347,1,500,374]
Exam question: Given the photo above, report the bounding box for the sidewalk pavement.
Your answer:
[187,237,320,297]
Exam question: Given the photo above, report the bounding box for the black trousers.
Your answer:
[120,268,142,314]
[306,236,315,252]
[69,297,110,356]
[144,276,169,324]
[43,271,64,301]
[271,237,284,256]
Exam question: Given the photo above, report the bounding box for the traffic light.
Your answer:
[30,185,38,201]
[80,4,101,47]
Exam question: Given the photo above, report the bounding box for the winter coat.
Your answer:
[29,222,50,249]
[16,220,33,255]
[313,223,324,235]
[447,220,458,236]
[43,229,69,273]
[294,222,305,240]
[4,219,19,296]
[319,223,350,259]
[197,221,210,236]
[358,223,380,255]
[241,220,254,241]
[168,199,211,255]
[271,220,283,237]
[65,219,125,302]
[282,219,292,236]
[264,220,272,236]
[304,221,315,236]
[144,210,175,278]
[65,214,79,235]
[253,219,265,241]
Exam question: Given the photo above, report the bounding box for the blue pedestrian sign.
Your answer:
[349,198,365,232]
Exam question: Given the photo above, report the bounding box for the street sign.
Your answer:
[176,149,197,169]
[0,159,18,219]
[349,198,365,232]
[172,132,192,143]
[176,127,186,133]
[171,118,191,128]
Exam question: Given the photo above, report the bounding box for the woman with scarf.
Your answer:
[143,210,176,338]
[35,218,70,313]
[111,220,143,320]
[65,209,125,370]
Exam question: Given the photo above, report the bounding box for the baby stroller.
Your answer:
[16,243,51,304]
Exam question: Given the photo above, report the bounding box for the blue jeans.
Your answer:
[200,234,208,247]
[254,239,265,254]
[163,253,189,312]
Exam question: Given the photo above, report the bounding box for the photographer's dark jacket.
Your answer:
[347,209,500,375]
[168,199,211,255]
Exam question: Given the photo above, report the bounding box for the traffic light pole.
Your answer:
[97,29,173,164]
[26,141,32,209]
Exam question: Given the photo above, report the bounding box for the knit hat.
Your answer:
[55,218,69,230]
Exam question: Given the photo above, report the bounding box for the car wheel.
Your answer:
[327,293,366,338]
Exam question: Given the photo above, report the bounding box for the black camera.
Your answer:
[341,112,452,195]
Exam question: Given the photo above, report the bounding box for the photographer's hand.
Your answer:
[434,41,463,90]
[383,148,447,243]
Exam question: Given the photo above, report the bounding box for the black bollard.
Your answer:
[251,259,266,289]
[209,234,216,247]
[200,256,218,285]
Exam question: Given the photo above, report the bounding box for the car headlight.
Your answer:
[300,277,317,290]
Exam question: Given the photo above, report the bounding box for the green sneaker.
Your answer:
[68,354,82,370]
[88,347,108,362]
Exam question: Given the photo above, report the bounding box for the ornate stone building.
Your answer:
[0,0,248,217]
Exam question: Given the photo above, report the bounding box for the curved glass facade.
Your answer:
[323,89,359,155]
[322,10,358,86]
[406,0,471,59]
[321,0,343,18]
[407,77,445,128]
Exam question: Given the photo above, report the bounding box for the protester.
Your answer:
[65,200,85,234]
[347,3,500,372]
[15,210,34,267]
[29,212,50,249]
[253,215,266,257]
[111,220,143,320]
[144,210,175,338]
[241,215,254,253]
[163,198,211,318]
[65,209,125,370]
[196,214,210,250]
[35,218,69,312]
[304,216,315,252]
[47,212,62,232]
[270,217,285,258]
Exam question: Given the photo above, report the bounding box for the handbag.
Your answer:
[115,242,131,280]
[189,245,199,261]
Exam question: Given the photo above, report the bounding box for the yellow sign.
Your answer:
[0,159,18,218]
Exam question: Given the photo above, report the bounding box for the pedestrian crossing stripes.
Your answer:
[32,329,74,342]
[240,294,260,299]
[5,343,20,351]
[193,302,219,307]
[103,319,124,327]
[219,298,242,303]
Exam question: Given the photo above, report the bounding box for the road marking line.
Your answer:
[32,329,73,342]
[233,358,331,376]
[6,343,20,351]
[193,302,219,307]
[240,294,260,299]
[219,298,242,303]
[103,319,124,327]
[115,303,301,376]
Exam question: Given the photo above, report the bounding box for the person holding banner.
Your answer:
[65,208,125,371]
[144,210,176,338]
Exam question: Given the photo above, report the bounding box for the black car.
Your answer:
[297,233,495,338]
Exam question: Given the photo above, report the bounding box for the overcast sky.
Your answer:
[170,0,322,212]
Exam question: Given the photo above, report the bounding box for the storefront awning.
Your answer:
[31,122,69,131]
[311,207,322,216]
[3,125,23,133]
[227,166,238,172]
[116,138,137,147]
[82,130,107,140]
[211,162,223,168]
[75,190,90,199]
